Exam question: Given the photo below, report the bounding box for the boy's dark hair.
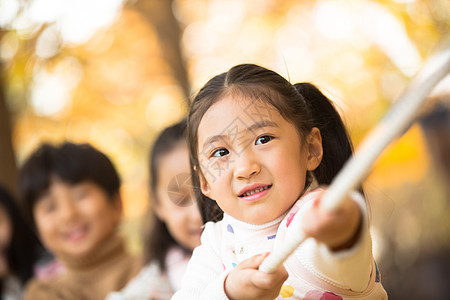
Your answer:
[0,184,44,288]
[187,63,357,223]
[18,142,121,227]
[144,119,189,271]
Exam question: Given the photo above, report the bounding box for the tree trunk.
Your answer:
[0,40,18,196]
[131,0,191,105]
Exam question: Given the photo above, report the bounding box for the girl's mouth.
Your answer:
[238,185,272,202]
[64,226,88,242]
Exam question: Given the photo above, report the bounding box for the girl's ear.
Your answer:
[198,171,211,198]
[306,127,323,171]
[112,193,124,223]
[154,201,166,222]
[113,193,123,212]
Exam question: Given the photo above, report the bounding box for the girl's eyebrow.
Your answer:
[38,188,51,199]
[247,120,278,132]
[202,134,227,150]
[36,189,52,204]
[201,120,278,150]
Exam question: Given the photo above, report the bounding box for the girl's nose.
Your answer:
[233,149,260,180]
[59,200,77,222]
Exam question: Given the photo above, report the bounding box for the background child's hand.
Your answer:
[224,253,288,300]
[302,189,362,251]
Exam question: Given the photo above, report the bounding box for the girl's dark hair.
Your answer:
[420,97,450,180]
[144,119,188,271]
[0,184,44,290]
[18,142,121,228]
[187,63,356,223]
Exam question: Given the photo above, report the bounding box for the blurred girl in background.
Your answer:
[107,119,203,299]
[0,185,44,300]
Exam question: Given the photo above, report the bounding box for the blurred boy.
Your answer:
[17,142,140,300]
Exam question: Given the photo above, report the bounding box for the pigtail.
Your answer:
[294,83,355,186]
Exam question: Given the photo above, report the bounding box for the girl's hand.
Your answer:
[224,253,288,300]
[302,189,362,251]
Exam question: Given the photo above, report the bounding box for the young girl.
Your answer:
[173,64,387,299]
[107,119,203,300]
[0,185,45,300]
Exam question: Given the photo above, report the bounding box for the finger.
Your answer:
[311,189,325,207]
[236,252,269,270]
[252,264,288,287]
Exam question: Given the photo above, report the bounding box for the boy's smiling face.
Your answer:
[33,177,122,258]
[197,95,322,225]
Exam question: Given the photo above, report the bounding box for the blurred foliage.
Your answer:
[0,0,449,298]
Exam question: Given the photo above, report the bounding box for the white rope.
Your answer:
[259,42,450,274]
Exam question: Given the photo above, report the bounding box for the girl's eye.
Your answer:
[37,198,57,214]
[73,186,90,201]
[211,148,229,158]
[256,135,273,145]
[74,191,88,201]
[173,195,192,207]
[45,202,57,213]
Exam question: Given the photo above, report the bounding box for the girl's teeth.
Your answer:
[243,186,269,197]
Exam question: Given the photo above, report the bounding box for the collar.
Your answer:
[57,234,126,272]
[222,174,320,234]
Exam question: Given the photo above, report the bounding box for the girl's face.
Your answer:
[197,95,322,224]
[33,177,122,258]
[155,143,203,251]
[0,205,12,278]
